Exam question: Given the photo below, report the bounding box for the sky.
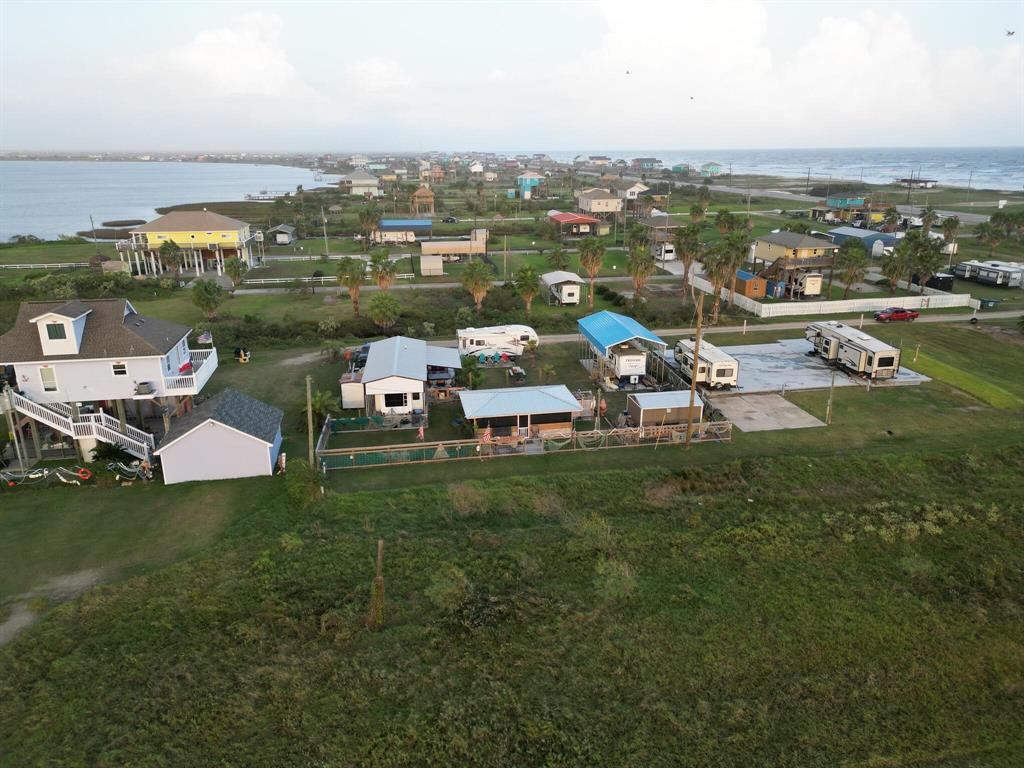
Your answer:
[1,0,1022,152]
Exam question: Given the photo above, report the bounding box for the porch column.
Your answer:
[162,407,171,436]
[134,399,144,428]
[28,418,41,459]
[115,398,127,433]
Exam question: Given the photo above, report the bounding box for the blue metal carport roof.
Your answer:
[577,310,667,356]
[379,219,433,230]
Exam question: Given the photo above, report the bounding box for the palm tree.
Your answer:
[697,185,711,212]
[911,235,945,294]
[512,265,541,317]
[368,291,401,331]
[702,244,733,324]
[941,215,961,247]
[578,236,605,309]
[689,204,705,225]
[920,205,938,236]
[722,230,750,306]
[974,222,1003,258]
[302,389,339,433]
[357,205,381,251]
[158,239,184,277]
[883,207,901,233]
[785,221,811,234]
[546,247,570,271]
[714,209,736,235]
[673,225,701,296]
[538,364,556,383]
[835,239,869,299]
[336,257,366,317]
[881,249,909,295]
[224,257,249,287]
[461,259,493,312]
[191,278,225,319]
[627,244,655,299]
[369,249,397,291]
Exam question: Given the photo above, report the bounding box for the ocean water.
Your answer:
[544,147,1024,191]
[0,161,336,242]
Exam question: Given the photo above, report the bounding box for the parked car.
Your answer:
[874,307,919,322]
[442,216,459,223]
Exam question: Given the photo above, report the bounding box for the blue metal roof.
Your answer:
[460,385,582,419]
[379,219,433,230]
[577,311,667,356]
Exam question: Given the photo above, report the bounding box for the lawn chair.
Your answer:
[477,353,487,365]
[234,347,251,364]
[491,352,501,365]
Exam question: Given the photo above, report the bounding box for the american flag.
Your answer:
[417,426,425,441]
[197,330,213,344]
[481,426,492,443]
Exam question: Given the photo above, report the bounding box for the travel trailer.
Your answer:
[652,242,677,261]
[805,321,901,380]
[541,271,584,306]
[952,260,1024,288]
[673,338,739,389]
[795,271,823,298]
[457,325,539,357]
[607,343,647,382]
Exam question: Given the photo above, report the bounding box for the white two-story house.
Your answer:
[0,298,218,460]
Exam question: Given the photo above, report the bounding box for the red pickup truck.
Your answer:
[874,307,920,322]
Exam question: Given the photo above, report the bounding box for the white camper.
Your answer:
[953,259,1024,288]
[796,271,823,297]
[806,321,901,379]
[607,343,647,381]
[652,242,677,261]
[457,325,539,357]
[541,271,585,306]
[673,338,739,389]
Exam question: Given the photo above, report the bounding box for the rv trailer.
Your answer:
[673,338,739,389]
[952,260,1024,288]
[457,325,539,357]
[806,321,901,379]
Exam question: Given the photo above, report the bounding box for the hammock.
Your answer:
[543,437,572,451]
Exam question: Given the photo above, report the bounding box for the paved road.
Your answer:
[520,309,1022,346]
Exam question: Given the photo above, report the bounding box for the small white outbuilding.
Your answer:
[541,270,585,305]
[153,388,283,485]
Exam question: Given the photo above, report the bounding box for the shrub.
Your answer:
[425,564,470,613]
[593,556,637,601]
[284,460,320,508]
[447,482,489,517]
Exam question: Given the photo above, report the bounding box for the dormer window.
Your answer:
[46,323,67,340]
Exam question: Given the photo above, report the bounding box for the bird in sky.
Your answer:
[625,69,630,74]
[1007,30,1016,36]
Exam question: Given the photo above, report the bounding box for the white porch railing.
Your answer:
[163,348,218,395]
[7,390,152,459]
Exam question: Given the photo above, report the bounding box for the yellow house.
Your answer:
[124,210,256,277]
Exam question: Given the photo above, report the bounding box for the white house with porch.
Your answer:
[357,336,461,419]
[0,299,218,462]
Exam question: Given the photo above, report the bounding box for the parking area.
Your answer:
[721,339,929,394]
[709,393,825,432]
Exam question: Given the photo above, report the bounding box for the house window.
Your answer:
[411,392,421,401]
[383,393,408,408]
[46,323,67,340]
[40,367,58,392]
[112,363,127,377]
[519,335,531,342]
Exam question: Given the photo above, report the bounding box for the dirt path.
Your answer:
[280,350,326,366]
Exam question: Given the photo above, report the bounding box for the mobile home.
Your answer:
[673,338,739,389]
[457,325,539,357]
[805,321,901,379]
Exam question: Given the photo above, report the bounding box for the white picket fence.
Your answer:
[264,254,355,262]
[689,274,980,318]
[0,262,90,270]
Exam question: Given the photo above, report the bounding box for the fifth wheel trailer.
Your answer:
[673,338,739,389]
[805,321,901,380]
[457,325,539,357]
[953,260,1024,288]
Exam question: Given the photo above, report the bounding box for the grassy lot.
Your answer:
[1,446,1022,765]
[0,241,117,265]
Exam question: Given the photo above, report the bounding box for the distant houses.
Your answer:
[338,168,382,197]
[630,157,661,171]
[700,162,723,177]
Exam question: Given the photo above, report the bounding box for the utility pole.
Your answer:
[966,169,973,204]
[825,370,836,425]
[306,375,314,465]
[320,206,330,257]
[89,215,100,258]
[805,167,811,195]
[685,293,704,449]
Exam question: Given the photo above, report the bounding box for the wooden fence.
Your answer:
[317,421,732,471]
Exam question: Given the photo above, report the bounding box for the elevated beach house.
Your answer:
[0,299,218,461]
[118,210,257,277]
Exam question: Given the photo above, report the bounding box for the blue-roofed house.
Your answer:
[700,162,723,177]
[827,226,897,258]
[577,311,667,384]
[357,336,462,420]
[459,385,584,437]
[517,171,545,199]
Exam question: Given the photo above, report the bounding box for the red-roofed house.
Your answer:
[548,211,601,236]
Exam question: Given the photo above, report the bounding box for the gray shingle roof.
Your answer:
[45,300,93,319]
[756,231,838,250]
[156,388,283,451]
[0,299,192,363]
